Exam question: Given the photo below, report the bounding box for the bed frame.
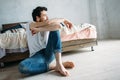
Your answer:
[0,22,97,67]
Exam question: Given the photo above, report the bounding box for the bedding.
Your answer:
[0,28,28,58]
[5,48,28,53]
[0,28,27,49]
[0,48,5,58]
[61,23,97,41]
[1,24,23,33]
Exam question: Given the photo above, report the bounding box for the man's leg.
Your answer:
[44,30,69,76]
[44,31,62,63]
[19,50,49,75]
[18,31,73,75]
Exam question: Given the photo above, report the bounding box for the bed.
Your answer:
[0,22,97,67]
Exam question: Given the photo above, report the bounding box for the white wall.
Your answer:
[0,0,90,29]
[89,0,120,39]
[1,0,119,39]
[89,0,109,39]
[104,0,120,39]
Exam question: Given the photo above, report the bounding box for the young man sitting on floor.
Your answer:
[19,6,74,76]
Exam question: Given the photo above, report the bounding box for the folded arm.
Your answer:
[30,18,73,35]
[48,18,73,29]
[30,22,61,35]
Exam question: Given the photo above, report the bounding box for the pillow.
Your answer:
[1,24,23,33]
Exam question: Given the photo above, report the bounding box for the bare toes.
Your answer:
[59,70,69,76]
[55,66,69,76]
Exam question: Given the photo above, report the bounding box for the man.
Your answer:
[19,6,74,76]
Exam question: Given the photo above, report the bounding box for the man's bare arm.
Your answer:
[49,18,73,29]
[30,18,73,35]
[48,18,65,24]
[30,18,73,28]
[30,23,61,35]
[30,21,50,28]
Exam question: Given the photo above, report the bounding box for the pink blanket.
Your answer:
[61,24,97,41]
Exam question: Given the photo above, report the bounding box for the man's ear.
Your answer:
[36,16,40,22]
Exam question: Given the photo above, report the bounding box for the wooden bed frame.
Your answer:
[0,22,97,67]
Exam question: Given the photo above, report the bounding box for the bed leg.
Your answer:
[0,62,4,68]
[91,46,94,51]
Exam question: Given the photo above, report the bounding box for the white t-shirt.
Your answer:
[25,22,49,57]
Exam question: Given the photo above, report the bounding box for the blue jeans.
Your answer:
[19,31,62,75]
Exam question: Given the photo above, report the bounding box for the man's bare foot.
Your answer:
[49,61,74,70]
[49,61,74,76]
[55,64,70,76]
[62,61,74,68]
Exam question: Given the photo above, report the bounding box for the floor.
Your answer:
[0,39,120,80]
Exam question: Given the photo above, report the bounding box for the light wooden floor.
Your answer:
[0,39,120,80]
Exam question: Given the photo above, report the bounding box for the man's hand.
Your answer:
[30,27,40,36]
[64,19,73,29]
[30,22,40,35]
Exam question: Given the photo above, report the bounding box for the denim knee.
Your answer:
[18,59,49,75]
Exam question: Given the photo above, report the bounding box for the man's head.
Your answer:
[32,6,48,22]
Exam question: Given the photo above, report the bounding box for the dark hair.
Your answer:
[32,6,47,21]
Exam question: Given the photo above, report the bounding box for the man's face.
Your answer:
[37,10,48,22]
